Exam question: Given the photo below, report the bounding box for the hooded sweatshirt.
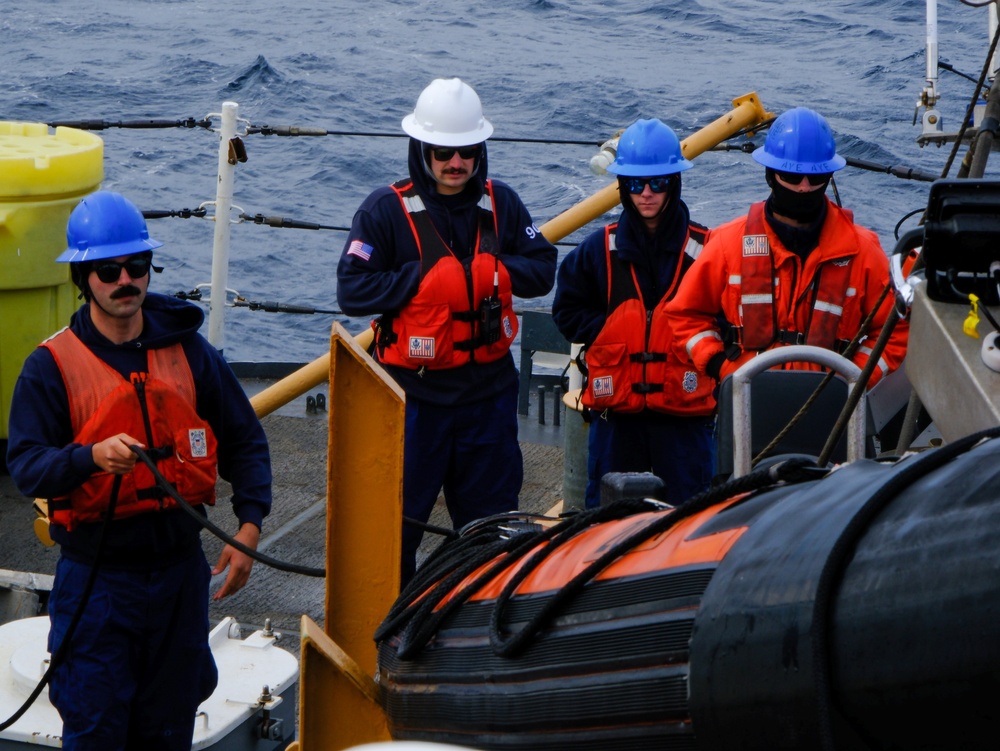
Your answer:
[6,293,271,567]
[553,180,704,347]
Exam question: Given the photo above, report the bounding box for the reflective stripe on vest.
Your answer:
[583,224,715,416]
[43,329,217,530]
[738,202,852,351]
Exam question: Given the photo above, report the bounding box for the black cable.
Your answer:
[816,304,900,468]
[0,476,122,732]
[377,458,823,661]
[236,214,579,246]
[938,61,989,94]
[708,143,936,183]
[247,124,600,147]
[893,207,926,240]
[239,212,344,231]
[377,512,580,654]
[401,515,459,539]
[489,458,821,658]
[130,445,325,578]
[143,207,208,220]
[939,20,1000,180]
[233,299,342,315]
[49,118,211,131]
[843,156,938,183]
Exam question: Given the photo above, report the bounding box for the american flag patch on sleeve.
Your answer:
[348,240,374,261]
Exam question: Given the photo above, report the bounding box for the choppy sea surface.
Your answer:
[1,0,994,363]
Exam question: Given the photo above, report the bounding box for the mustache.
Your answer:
[110,285,142,299]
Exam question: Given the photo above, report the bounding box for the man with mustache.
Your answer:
[337,78,557,585]
[5,191,272,750]
[665,107,908,392]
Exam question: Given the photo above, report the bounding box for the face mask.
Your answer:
[766,169,829,223]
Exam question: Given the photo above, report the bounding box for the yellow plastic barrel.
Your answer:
[0,122,103,441]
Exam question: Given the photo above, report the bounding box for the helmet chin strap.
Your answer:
[70,263,93,301]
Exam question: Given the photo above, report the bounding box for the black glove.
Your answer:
[706,351,728,381]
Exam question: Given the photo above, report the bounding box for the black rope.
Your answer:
[377,512,584,656]
[816,303,900,468]
[751,282,892,467]
[377,458,824,661]
[489,457,822,658]
[130,445,325,578]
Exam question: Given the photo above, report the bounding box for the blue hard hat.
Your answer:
[606,118,693,177]
[56,190,163,263]
[752,107,847,174]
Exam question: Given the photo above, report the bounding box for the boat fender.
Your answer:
[982,330,1000,372]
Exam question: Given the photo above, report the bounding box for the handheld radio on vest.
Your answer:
[479,260,502,345]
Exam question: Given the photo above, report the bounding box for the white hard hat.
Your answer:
[401,78,493,147]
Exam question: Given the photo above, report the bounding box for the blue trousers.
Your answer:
[401,380,523,584]
[585,413,613,509]
[48,550,218,751]
[606,411,717,506]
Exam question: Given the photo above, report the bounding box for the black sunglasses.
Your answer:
[775,170,832,187]
[621,176,674,195]
[430,145,481,161]
[92,256,152,284]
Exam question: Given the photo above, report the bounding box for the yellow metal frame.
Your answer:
[289,322,402,751]
[275,94,774,751]
[539,93,772,243]
[323,322,404,657]
[288,617,389,751]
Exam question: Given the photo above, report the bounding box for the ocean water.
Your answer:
[0,0,994,364]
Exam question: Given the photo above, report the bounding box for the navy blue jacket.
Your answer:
[553,190,704,347]
[6,292,272,566]
[337,139,557,405]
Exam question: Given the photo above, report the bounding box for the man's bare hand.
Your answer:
[92,434,145,474]
[212,522,260,600]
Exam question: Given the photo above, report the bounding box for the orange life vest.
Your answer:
[583,224,716,416]
[43,330,217,531]
[737,202,852,351]
[376,179,518,370]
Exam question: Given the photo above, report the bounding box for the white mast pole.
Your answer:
[926,0,939,103]
[990,2,999,80]
[207,101,239,352]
